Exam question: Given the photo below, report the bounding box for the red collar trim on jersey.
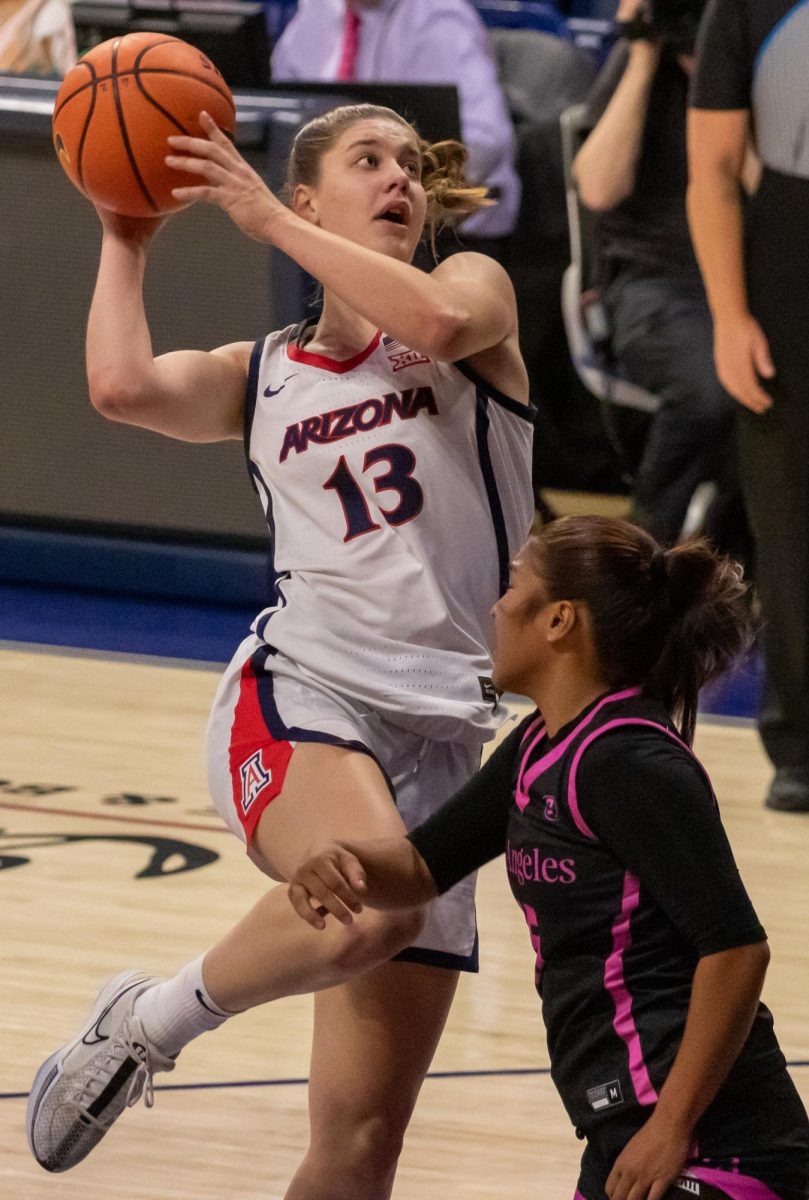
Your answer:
[286,329,382,374]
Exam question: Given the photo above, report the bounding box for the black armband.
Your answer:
[618,15,657,41]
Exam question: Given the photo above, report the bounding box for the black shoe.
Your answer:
[765,767,809,812]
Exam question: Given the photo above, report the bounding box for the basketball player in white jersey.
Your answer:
[27,104,535,1198]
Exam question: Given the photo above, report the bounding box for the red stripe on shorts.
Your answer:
[227,658,294,842]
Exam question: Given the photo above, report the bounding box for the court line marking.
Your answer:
[0,643,760,726]
[0,639,224,672]
[0,800,227,835]
[699,713,757,729]
[3,1061,808,1101]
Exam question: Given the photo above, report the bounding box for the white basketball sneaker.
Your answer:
[27,970,175,1172]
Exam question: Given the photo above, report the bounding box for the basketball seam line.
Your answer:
[133,38,194,137]
[133,68,190,137]
[111,39,158,212]
[54,67,235,121]
[134,37,229,109]
[136,38,232,109]
[75,59,97,189]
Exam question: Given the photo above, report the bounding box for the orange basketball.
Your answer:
[52,32,236,217]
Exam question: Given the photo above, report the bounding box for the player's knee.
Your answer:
[330,907,425,974]
[312,1106,411,1191]
[341,1110,407,1180]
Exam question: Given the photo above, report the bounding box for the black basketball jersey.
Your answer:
[410,688,784,1138]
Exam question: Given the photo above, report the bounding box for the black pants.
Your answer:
[575,1065,809,1200]
[742,168,809,773]
[603,270,736,546]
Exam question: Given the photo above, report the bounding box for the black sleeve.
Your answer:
[576,731,766,956]
[583,40,630,128]
[407,715,530,895]
[689,0,753,111]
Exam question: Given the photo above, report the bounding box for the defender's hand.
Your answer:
[288,843,369,931]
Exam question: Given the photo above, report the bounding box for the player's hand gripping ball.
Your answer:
[52,33,236,217]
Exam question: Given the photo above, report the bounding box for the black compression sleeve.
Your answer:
[407,715,532,896]
[576,731,766,956]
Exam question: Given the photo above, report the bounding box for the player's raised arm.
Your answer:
[167,112,525,383]
[86,207,247,442]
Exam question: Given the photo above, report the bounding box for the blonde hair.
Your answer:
[285,103,492,245]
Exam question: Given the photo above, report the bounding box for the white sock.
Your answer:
[134,955,235,1058]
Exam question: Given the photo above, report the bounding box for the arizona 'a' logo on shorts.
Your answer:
[240,750,273,815]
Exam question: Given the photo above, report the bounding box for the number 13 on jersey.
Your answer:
[323,444,424,542]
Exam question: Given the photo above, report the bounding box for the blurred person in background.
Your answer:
[689,0,809,813]
[573,0,741,549]
[271,0,520,263]
[0,0,75,74]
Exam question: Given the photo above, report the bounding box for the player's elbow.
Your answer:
[88,370,149,423]
[573,154,630,212]
[419,305,474,362]
[576,170,631,212]
[579,185,627,213]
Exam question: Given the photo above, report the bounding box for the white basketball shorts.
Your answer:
[206,635,481,971]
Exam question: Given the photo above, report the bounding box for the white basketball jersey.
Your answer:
[244,323,535,743]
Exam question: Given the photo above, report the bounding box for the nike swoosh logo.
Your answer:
[195,988,222,1016]
[81,978,148,1046]
[264,374,297,398]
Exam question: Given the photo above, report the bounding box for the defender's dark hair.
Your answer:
[285,103,491,243]
[524,516,754,744]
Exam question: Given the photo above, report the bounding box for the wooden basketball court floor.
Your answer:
[2,640,808,1199]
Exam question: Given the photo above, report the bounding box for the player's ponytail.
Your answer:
[420,138,492,225]
[525,517,754,744]
[646,540,752,743]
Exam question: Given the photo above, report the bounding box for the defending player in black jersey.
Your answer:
[290,515,809,1200]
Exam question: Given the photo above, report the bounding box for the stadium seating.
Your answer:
[472,0,572,39]
[264,2,617,60]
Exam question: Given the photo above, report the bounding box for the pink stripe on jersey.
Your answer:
[515,687,641,812]
[515,719,546,812]
[684,1167,785,1200]
[567,716,711,841]
[604,870,658,1107]
[522,902,544,987]
[520,714,544,746]
[573,1192,588,1200]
